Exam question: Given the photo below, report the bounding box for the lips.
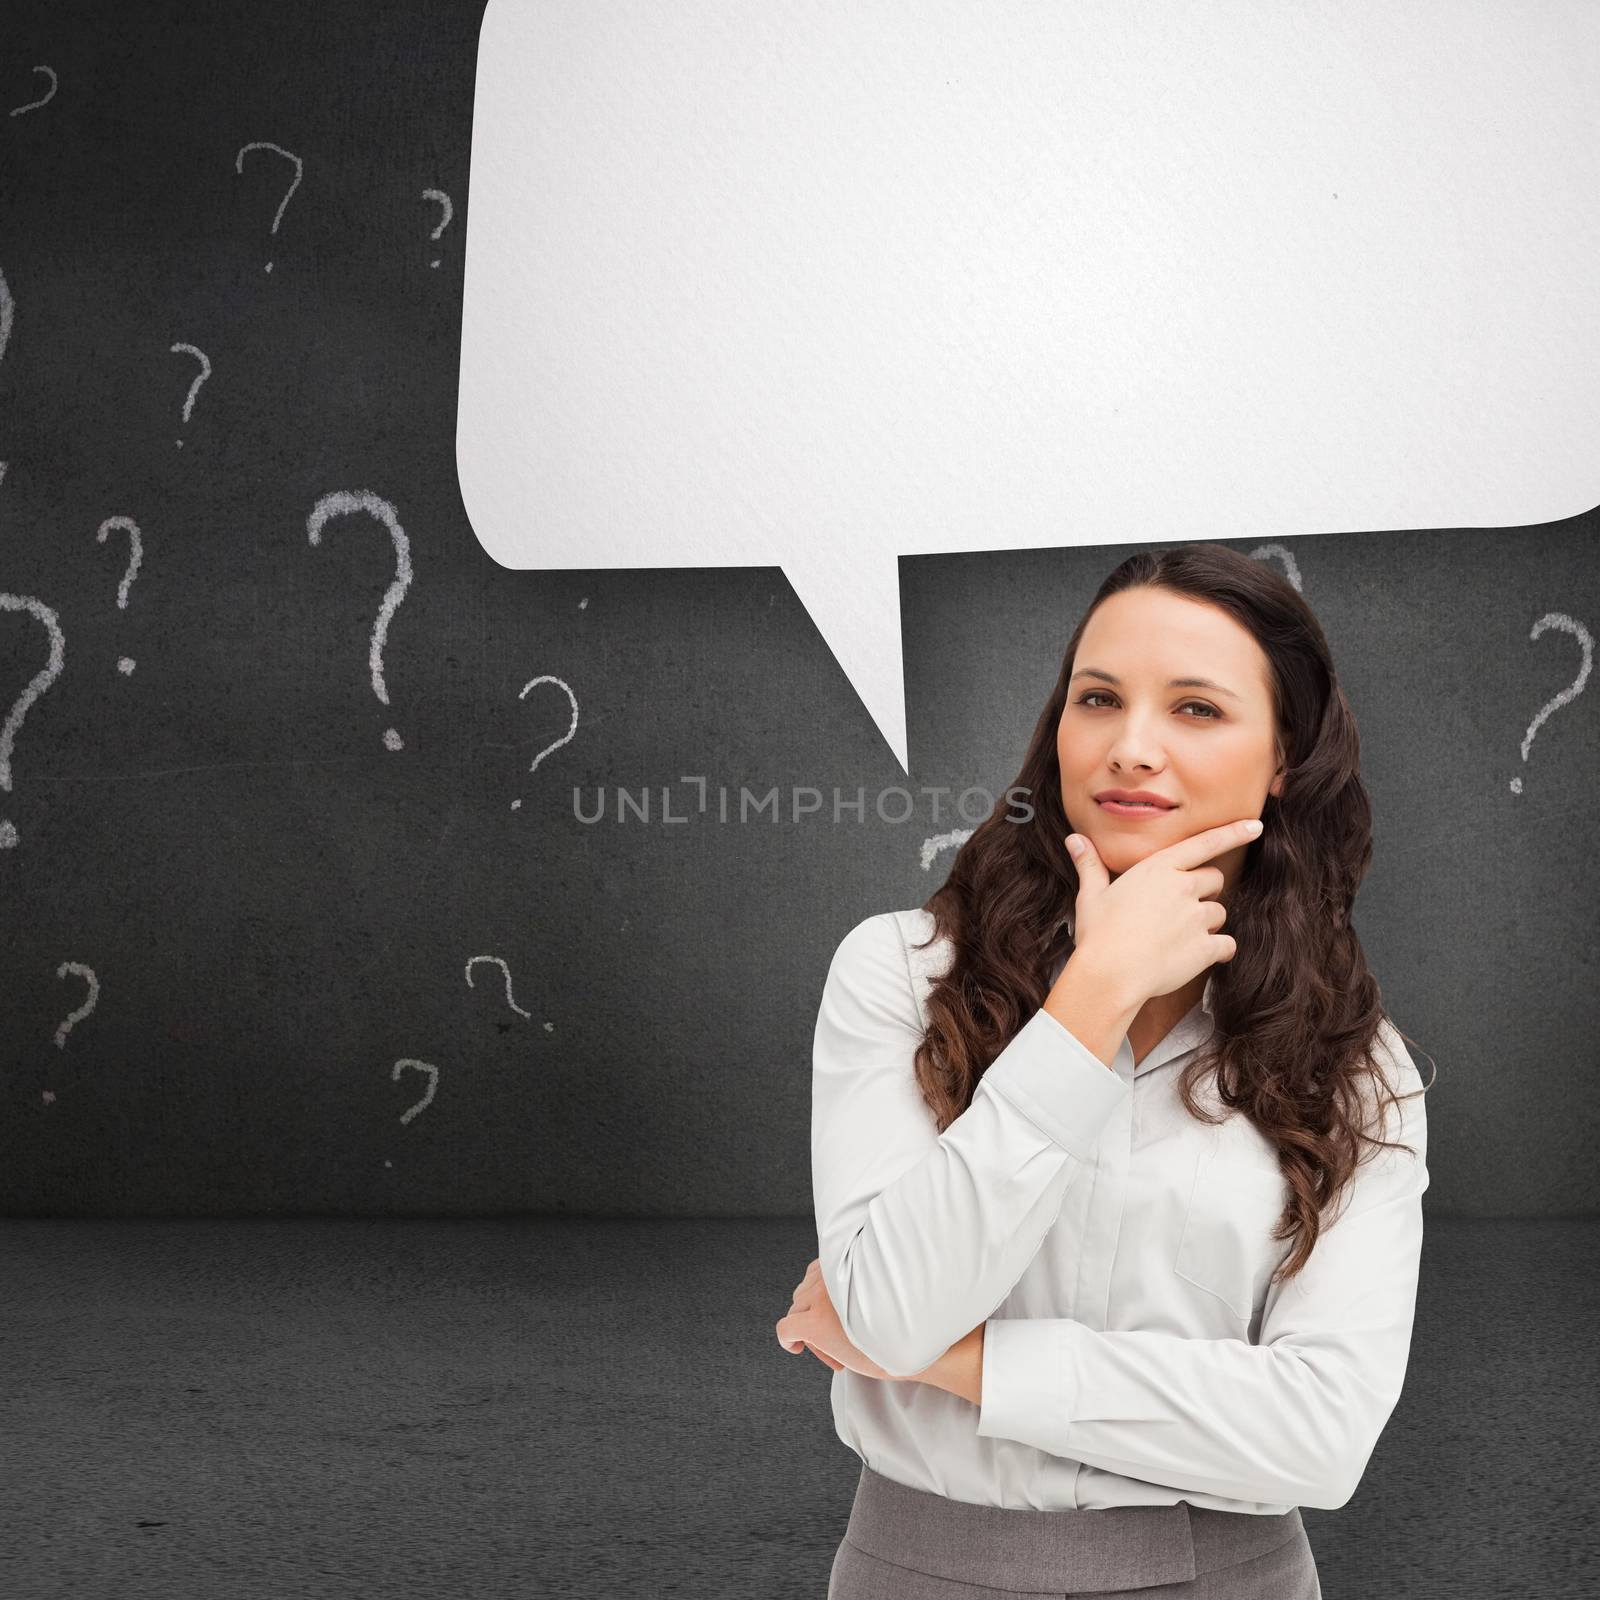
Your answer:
[1093,791,1177,809]
[1096,798,1170,817]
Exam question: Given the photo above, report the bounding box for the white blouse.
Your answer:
[811,907,1429,1514]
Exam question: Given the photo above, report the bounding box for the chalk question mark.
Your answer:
[306,490,413,751]
[1247,542,1304,593]
[169,343,211,448]
[392,1058,438,1125]
[9,66,57,117]
[920,829,972,872]
[1510,612,1592,795]
[511,675,578,810]
[0,264,12,483]
[420,188,453,268]
[464,955,547,1031]
[95,516,143,676]
[53,961,99,1048]
[465,955,532,1018]
[234,141,302,273]
[0,594,65,849]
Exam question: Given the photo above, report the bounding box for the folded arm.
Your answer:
[812,913,1130,1378]
[975,1032,1430,1510]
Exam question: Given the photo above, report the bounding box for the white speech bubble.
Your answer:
[458,0,1600,773]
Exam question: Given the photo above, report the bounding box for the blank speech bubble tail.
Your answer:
[782,550,909,776]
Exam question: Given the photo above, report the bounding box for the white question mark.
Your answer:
[9,66,57,117]
[420,188,453,268]
[511,675,578,810]
[0,263,12,484]
[392,1058,438,1124]
[1246,542,1305,593]
[919,828,973,872]
[53,961,99,1048]
[234,141,303,273]
[1510,612,1592,795]
[306,490,413,751]
[95,516,143,676]
[0,593,65,849]
[169,343,211,448]
[464,955,537,1026]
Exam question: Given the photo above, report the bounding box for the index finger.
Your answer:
[1153,817,1263,869]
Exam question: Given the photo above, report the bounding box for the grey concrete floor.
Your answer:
[1,1218,1596,1599]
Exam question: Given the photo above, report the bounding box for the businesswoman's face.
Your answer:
[1056,587,1286,894]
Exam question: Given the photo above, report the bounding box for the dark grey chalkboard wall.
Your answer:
[2,2,1596,1218]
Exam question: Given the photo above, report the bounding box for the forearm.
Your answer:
[813,917,1141,1379]
[892,960,1125,1398]
[883,958,1136,1396]
[905,1323,985,1405]
[1043,949,1145,1069]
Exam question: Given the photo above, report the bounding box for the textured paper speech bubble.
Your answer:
[458,0,1600,772]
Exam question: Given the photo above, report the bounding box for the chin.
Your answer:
[1091,835,1150,870]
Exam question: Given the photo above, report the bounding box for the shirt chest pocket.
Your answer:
[1173,1146,1290,1324]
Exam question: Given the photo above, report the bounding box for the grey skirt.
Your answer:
[828,1465,1320,1599]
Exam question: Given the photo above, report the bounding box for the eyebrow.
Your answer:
[1069,667,1243,703]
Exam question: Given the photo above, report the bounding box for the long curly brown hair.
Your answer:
[913,542,1435,1285]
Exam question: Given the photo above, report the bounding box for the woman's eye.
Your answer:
[1075,692,1219,719]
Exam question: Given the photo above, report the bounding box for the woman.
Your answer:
[775,544,1434,1598]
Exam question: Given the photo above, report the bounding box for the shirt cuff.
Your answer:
[976,1315,1077,1450]
[978,1008,1130,1160]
